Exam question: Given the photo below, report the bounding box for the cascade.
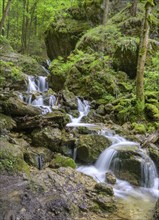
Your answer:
[77,129,159,198]
[21,75,57,114]
[66,97,95,127]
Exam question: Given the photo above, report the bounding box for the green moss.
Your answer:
[132,122,146,134]
[145,103,159,120]
[0,151,30,175]
[52,154,76,169]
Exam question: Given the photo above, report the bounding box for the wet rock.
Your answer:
[49,153,76,169]
[94,183,114,196]
[110,145,144,186]
[76,134,111,163]
[31,127,62,152]
[105,172,116,184]
[0,167,116,220]
[62,90,77,110]
[1,96,41,116]
[0,113,16,134]
[0,136,30,174]
[148,143,159,170]
[15,110,69,131]
[24,147,53,169]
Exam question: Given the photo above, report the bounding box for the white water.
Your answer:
[21,75,57,114]
[66,98,96,127]
[77,129,159,199]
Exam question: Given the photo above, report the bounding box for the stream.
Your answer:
[21,72,159,219]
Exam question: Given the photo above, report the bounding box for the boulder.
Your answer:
[15,111,70,131]
[45,0,103,60]
[0,167,116,219]
[76,134,111,163]
[148,143,159,170]
[105,172,116,184]
[0,113,16,134]
[1,95,41,117]
[49,153,76,169]
[109,145,146,186]
[31,127,62,152]
[24,147,53,169]
[0,136,29,174]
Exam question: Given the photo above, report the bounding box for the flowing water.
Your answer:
[77,130,159,219]
[66,101,159,219]
[20,75,57,114]
[66,98,96,127]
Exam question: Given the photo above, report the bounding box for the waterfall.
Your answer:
[77,129,159,198]
[66,97,95,127]
[21,75,57,114]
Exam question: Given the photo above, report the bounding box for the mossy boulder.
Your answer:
[0,137,29,174]
[31,127,62,152]
[49,153,76,169]
[24,147,53,169]
[45,1,103,60]
[1,95,41,116]
[0,113,16,134]
[148,144,159,170]
[76,134,111,163]
[110,145,145,186]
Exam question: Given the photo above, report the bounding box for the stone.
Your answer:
[76,134,111,163]
[31,127,62,152]
[94,183,114,196]
[105,172,116,184]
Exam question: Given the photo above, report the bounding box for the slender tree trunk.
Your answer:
[0,0,13,34]
[21,0,29,53]
[103,0,109,25]
[130,0,138,16]
[136,1,154,113]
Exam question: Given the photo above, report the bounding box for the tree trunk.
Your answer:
[103,0,109,25]
[0,0,13,34]
[130,0,138,16]
[136,1,154,113]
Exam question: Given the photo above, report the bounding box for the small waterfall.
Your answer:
[21,75,57,114]
[77,129,159,198]
[67,97,95,127]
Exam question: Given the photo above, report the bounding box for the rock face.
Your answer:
[110,145,147,186]
[45,0,103,60]
[0,168,116,220]
[76,134,111,163]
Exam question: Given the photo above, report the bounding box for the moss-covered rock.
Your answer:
[110,145,145,186]
[31,127,62,152]
[24,147,53,169]
[76,134,111,163]
[148,144,159,170]
[49,153,76,169]
[0,113,16,134]
[1,95,41,116]
[45,0,103,60]
[0,137,30,174]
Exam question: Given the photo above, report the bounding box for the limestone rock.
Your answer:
[105,172,116,184]
[76,134,111,163]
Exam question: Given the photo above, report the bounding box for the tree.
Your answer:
[130,0,138,16]
[136,0,155,113]
[0,0,13,34]
[103,0,110,25]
